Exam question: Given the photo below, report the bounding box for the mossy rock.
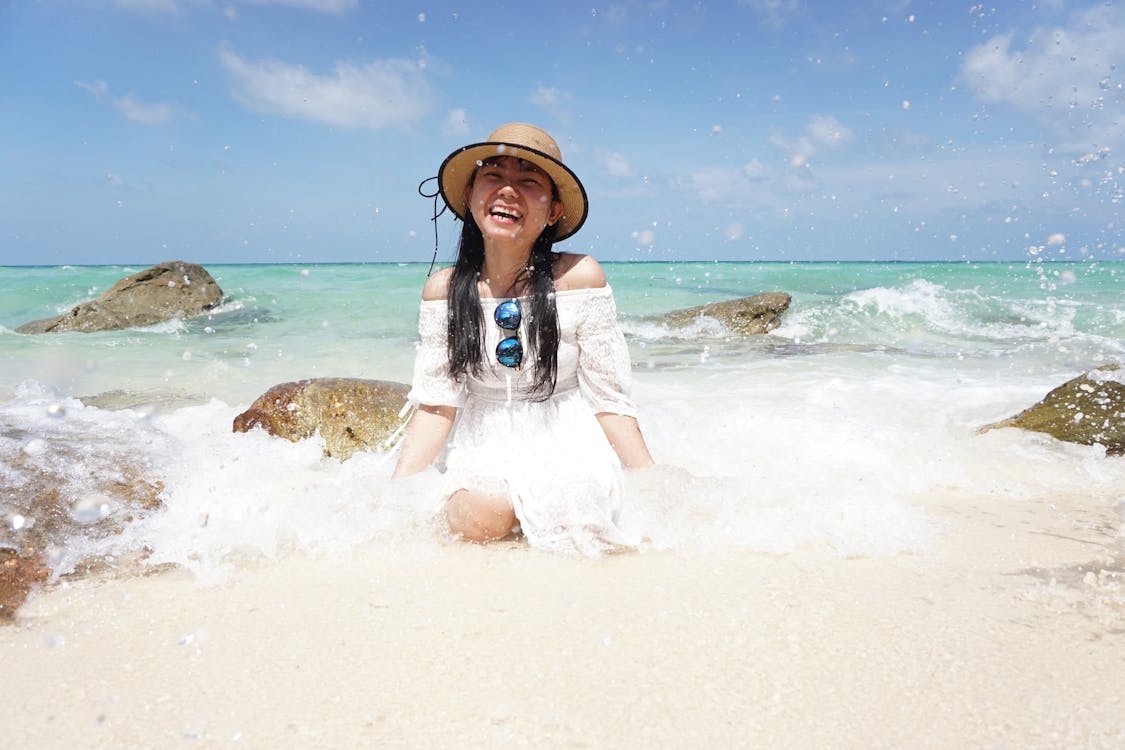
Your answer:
[980,364,1124,455]
[17,260,223,333]
[663,292,791,335]
[234,377,411,460]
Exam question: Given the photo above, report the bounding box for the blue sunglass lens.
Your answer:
[494,299,521,330]
[496,336,523,368]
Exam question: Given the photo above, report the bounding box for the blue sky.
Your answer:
[1,0,1123,264]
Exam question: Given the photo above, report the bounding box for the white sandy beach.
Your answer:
[2,488,1122,750]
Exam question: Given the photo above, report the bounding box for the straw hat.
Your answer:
[438,123,588,241]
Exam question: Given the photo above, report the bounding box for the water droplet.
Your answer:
[71,494,112,524]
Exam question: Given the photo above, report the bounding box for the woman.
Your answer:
[393,123,653,554]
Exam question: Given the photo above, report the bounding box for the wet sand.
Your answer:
[2,491,1122,749]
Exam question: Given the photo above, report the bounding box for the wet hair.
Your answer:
[446,210,561,400]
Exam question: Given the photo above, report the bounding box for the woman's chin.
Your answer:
[482,222,527,243]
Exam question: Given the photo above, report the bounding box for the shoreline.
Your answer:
[4,260,1125,270]
[2,490,1123,749]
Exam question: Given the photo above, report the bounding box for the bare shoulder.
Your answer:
[553,253,607,291]
[421,267,452,301]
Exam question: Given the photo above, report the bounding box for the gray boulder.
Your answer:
[233,378,411,460]
[17,260,222,333]
[979,364,1124,455]
[663,291,791,335]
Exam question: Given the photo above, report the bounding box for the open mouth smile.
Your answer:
[489,205,522,224]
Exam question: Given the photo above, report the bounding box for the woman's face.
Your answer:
[466,156,564,245]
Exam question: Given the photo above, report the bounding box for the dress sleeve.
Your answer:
[406,300,466,408]
[576,287,638,418]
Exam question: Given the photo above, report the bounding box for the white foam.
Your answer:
[0,374,958,581]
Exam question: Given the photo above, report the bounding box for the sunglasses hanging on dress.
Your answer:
[494,298,523,370]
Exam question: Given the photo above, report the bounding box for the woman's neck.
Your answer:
[480,249,532,297]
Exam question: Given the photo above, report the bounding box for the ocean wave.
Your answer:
[189,297,277,329]
[773,278,1114,356]
[621,315,730,341]
[129,318,189,334]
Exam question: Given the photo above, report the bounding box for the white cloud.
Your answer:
[686,167,734,203]
[738,0,802,29]
[529,83,575,122]
[76,80,174,125]
[743,158,767,180]
[959,3,1125,152]
[782,169,819,195]
[115,94,174,125]
[219,49,433,129]
[112,0,182,13]
[600,150,634,178]
[236,0,357,11]
[768,114,853,168]
[76,80,109,98]
[806,115,853,148]
[529,84,562,107]
[688,166,785,203]
[113,0,355,12]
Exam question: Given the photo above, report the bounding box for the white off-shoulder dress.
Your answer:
[406,285,640,555]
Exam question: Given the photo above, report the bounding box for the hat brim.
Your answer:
[438,141,588,242]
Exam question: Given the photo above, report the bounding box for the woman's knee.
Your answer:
[445,489,516,543]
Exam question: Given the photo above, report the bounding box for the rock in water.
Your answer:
[0,550,48,621]
[16,260,223,333]
[663,292,791,335]
[233,378,411,460]
[979,364,1124,455]
[0,432,165,622]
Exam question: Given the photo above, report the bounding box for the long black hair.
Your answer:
[446,213,560,400]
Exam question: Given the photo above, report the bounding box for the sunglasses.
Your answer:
[494,298,523,369]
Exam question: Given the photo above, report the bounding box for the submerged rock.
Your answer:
[0,549,48,621]
[979,364,1125,455]
[233,377,411,460]
[16,260,223,333]
[663,292,791,335]
[0,431,165,622]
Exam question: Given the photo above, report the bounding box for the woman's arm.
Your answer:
[596,412,655,470]
[560,256,653,469]
[394,268,459,478]
[392,403,458,477]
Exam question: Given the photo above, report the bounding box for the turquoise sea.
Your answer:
[2,261,1123,580]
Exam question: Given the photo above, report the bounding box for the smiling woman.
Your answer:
[391,123,655,554]
[471,157,561,236]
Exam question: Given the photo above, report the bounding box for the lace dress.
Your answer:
[406,285,640,554]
